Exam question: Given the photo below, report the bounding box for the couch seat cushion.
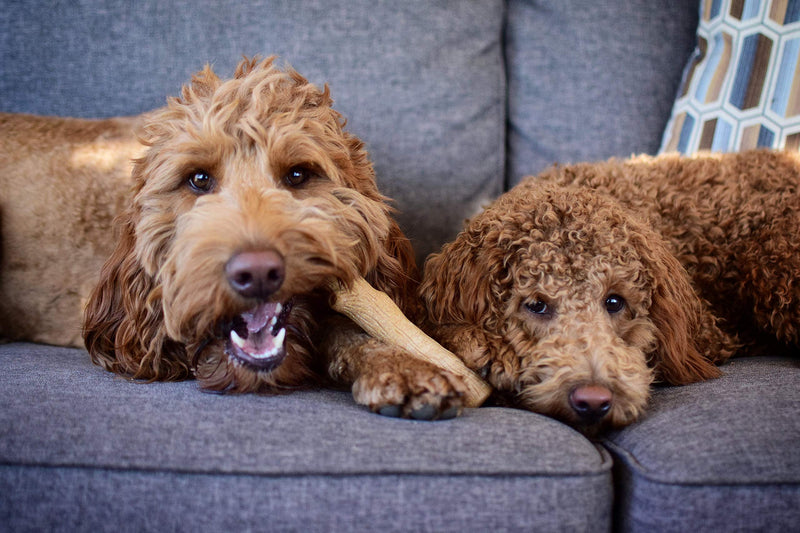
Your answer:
[606,356,800,532]
[1,343,612,532]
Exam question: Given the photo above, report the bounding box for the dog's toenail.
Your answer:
[377,405,402,418]
[410,404,437,420]
[439,406,461,420]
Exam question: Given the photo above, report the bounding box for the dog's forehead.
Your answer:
[501,215,649,299]
[507,214,642,267]
[147,65,342,151]
[513,249,637,292]
[138,99,353,192]
[207,61,331,115]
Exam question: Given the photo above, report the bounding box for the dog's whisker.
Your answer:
[284,323,309,344]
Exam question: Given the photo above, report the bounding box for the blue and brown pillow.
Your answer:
[661,0,800,154]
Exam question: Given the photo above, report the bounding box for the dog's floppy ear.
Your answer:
[82,211,189,381]
[641,236,723,384]
[418,226,506,379]
[420,224,499,327]
[366,219,422,319]
[335,129,422,319]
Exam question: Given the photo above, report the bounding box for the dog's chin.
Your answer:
[568,417,611,438]
[224,299,294,373]
[516,395,616,437]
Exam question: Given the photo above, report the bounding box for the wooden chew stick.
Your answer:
[330,277,492,408]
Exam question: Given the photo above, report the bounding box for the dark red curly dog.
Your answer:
[421,150,800,433]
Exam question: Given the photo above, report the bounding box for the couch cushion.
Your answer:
[1,343,612,532]
[605,356,800,532]
[661,0,800,154]
[0,0,506,263]
[505,0,700,185]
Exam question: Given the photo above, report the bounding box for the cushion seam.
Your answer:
[1,460,614,480]
[603,439,800,487]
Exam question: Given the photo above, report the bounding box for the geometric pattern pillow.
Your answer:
[660,0,800,154]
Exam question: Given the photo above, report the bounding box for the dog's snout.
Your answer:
[225,250,285,300]
[569,385,613,424]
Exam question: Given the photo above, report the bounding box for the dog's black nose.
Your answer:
[225,250,285,299]
[569,385,612,424]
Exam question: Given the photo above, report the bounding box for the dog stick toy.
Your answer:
[330,277,492,408]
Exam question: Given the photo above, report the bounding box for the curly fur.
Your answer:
[2,57,464,419]
[421,150,800,432]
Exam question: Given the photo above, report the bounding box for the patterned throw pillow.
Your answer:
[661,0,800,154]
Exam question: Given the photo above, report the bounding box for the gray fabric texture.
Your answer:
[606,356,800,532]
[610,458,800,533]
[2,471,610,533]
[0,0,506,264]
[504,0,700,186]
[1,343,613,531]
[0,344,609,476]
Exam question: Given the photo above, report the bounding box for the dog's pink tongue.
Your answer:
[241,303,277,334]
[231,303,286,360]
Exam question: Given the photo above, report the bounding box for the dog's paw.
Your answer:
[352,350,467,421]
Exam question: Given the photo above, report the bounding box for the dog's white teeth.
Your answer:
[252,348,276,359]
[275,303,283,316]
[274,328,286,349]
[269,317,277,328]
[231,330,247,349]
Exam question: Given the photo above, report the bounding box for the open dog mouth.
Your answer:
[225,300,292,371]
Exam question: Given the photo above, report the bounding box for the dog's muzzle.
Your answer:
[221,249,294,371]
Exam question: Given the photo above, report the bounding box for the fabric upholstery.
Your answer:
[606,356,800,532]
[504,0,700,186]
[662,0,800,154]
[3,471,610,532]
[0,344,613,532]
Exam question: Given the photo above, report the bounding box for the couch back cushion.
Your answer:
[505,0,700,186]
[1,0,506,263]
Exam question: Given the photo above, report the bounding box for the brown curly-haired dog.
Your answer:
[1,57,465,419]
[421,150,800,432]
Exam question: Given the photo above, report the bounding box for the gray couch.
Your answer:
[1,1,798,531]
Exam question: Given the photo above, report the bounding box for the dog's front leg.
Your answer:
[321,315,466,420]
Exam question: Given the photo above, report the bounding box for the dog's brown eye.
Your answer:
[283,166,314,187]
[605,294,626,314]
[187,171,215,194]
[525,300,552,316]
